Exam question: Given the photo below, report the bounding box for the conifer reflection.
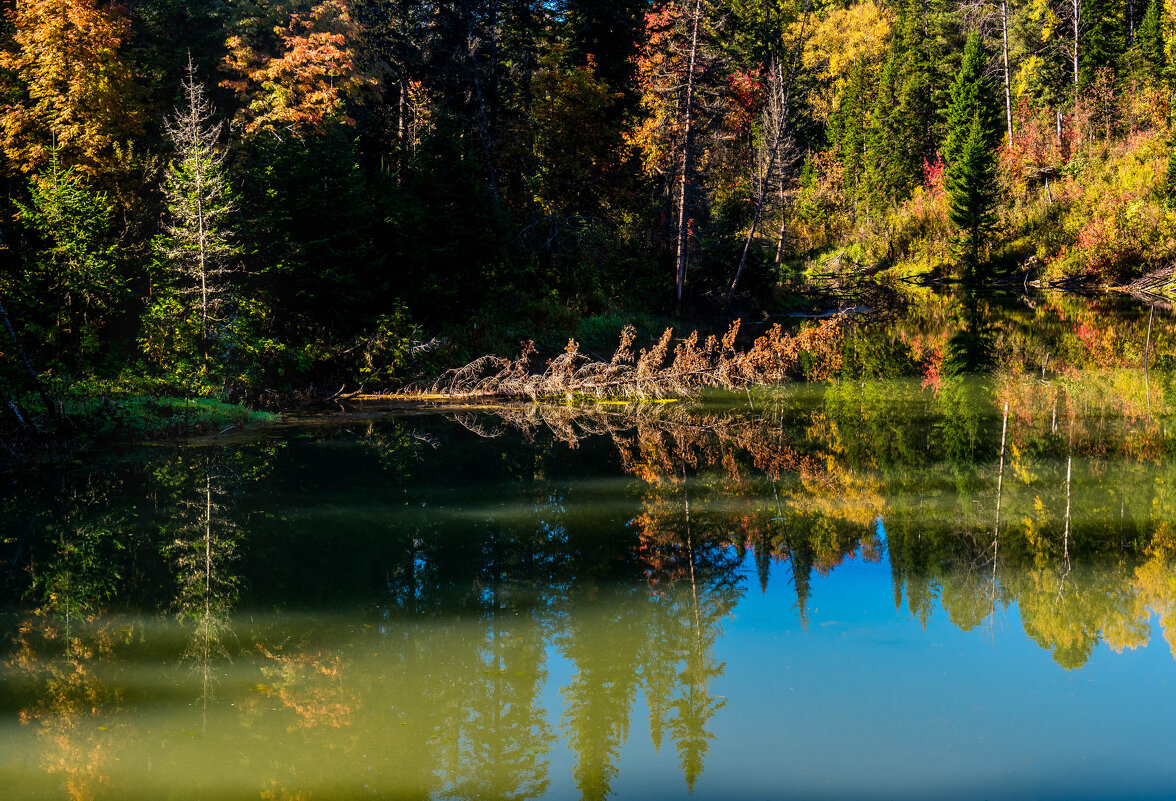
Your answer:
[159,451,242,727]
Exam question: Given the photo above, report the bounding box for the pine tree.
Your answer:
[828,60,871,202]
[947,113,999,271]
[1167,150,1176,206]
[1164,116,1176,206]
[862,0,947,207]
[1079,0,1127,90]
[145,59,238,383]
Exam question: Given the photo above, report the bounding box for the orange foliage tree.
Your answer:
[222,0,374,136]
[0,0,144,179]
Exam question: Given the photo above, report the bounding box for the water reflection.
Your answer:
[2,291,1176,799]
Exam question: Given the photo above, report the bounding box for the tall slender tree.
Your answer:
[145,60,238,382]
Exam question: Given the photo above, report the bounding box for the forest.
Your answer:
[1,0,1174,414]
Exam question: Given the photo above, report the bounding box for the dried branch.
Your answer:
[421,317,845,401]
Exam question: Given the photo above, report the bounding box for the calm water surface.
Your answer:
[2,292,1176,800]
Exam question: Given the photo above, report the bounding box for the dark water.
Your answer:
[2,291,1176,800]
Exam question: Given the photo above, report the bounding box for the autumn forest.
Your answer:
[1,0,1175,414]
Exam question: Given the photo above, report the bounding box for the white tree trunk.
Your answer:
[675,0,703,315]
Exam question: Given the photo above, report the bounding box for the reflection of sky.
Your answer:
[544,546,1176,801]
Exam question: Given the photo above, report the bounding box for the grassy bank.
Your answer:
[2,387,277,460]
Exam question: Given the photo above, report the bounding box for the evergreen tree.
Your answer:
[14,150,120,364]
[1079,0,1126,90]
[1134,0,1166,82]
[863,0,949,207]
[828,60,872,202]
[943,32,1000,166]
[1164,120,1176,207]
[145,59,239,382]
[947,113,999,271]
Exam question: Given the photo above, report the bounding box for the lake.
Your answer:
[2,290,1175,800]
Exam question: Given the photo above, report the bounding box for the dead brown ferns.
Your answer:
[426,318,844,400]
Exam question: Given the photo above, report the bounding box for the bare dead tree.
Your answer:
[158,55,237,364]
[727,1,812,305]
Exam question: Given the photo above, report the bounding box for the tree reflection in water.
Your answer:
[4,293,1176,799]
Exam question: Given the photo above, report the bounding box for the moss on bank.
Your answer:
[58,395,277,439]
[3,391,277,452]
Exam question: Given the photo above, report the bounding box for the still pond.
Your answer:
[2,290,1175,800]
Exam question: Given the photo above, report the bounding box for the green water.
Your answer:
[2,291,1176,800]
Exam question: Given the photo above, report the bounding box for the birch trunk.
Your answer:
[1001,0,1014,145]
[675,0,704,315]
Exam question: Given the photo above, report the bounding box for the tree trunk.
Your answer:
[773,180,787,269]
[727,1,811,305]
[1001,0,1014,145]
[1072,0,1080,105]
[675,0,704,316]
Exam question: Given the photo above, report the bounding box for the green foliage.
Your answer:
[943,35,1000,274]
[1134,0,1166,83]
[1166,136,1176,207]
[144,65,244,393]
[942,33,1000,166]
[60,394,276,439]
[4,0,1176,412]
[828,61,872,202]
[862,0,953,209]
[12,151,124,366]
[1080,0,1126,91]
[947,114,999,271]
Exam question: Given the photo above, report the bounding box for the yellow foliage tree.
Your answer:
[802,0,892,122]
[0,0,144,178]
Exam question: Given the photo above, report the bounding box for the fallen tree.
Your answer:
[417,317,845,401]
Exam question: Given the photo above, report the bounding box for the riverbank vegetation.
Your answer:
[2,0,1176,427]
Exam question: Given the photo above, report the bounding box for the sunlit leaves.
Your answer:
[222,0,374,135]
[0,0,144,179]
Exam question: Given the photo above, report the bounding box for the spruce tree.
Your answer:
[828,61,871,201]
[943,33,1000,166]
[15,148,119,362]
[863,0,949,208]
[1135,0,1166,83]
[1080,0,1127,89]
[1164,113,1176,206]
[948,113,999,271]
[1165,147,1176,206]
